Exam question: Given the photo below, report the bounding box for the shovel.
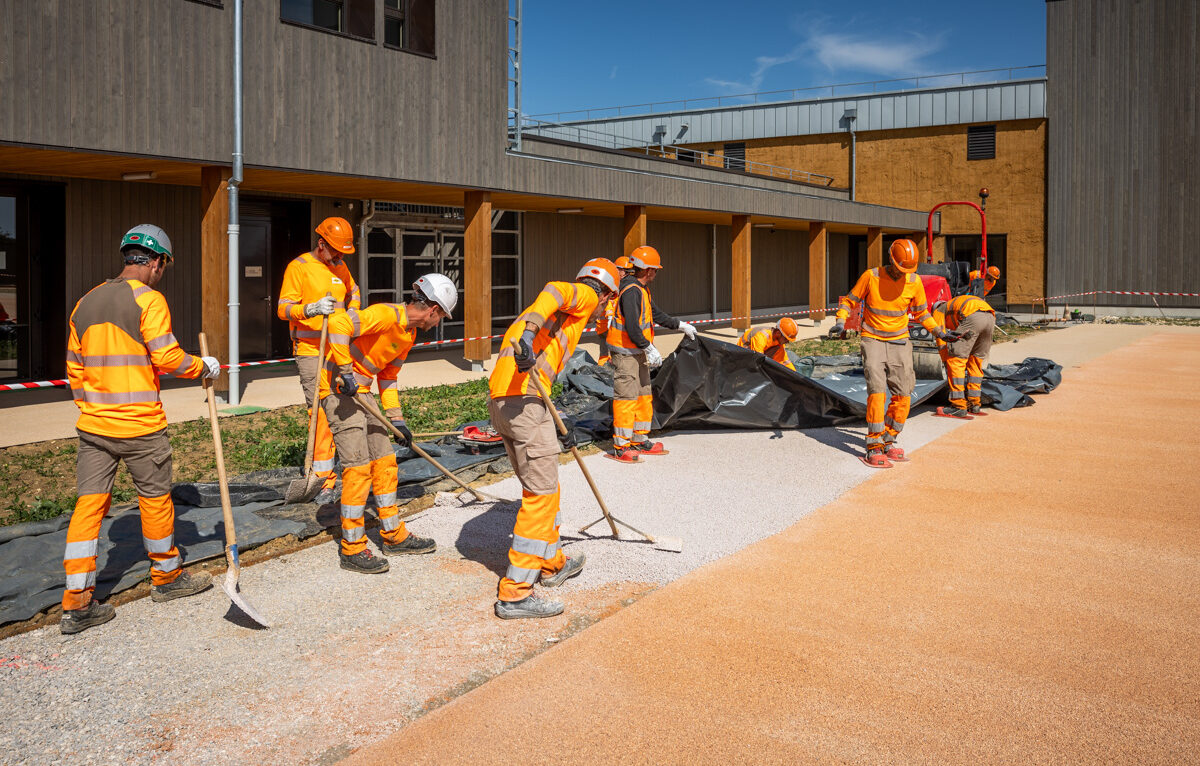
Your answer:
[511,338,682,552]
[199,334,270,628]
[285,295,332,504]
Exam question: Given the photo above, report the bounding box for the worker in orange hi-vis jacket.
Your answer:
[276,216,361,502]
[606,245,699,463]
[831,239,956,470]
[488,258,620,620]
[932,293,996,418]
[319,274,456,574]
[59,225,221,635]
[737,317,800,371]
[593,255,634,365]
[968,265,1001,297]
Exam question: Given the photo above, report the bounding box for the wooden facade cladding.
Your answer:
[463,191,492,363]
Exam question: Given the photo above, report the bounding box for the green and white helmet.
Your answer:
[121,224,173,262]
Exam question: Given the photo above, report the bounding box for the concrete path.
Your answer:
[346,331,1200,765]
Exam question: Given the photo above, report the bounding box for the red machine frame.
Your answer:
[925,189,990,274]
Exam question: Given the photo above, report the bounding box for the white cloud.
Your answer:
[609,65,618,80]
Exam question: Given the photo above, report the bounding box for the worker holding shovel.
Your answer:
[319,274,458,574]
[489,258,620,620]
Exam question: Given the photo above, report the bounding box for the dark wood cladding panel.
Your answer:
[520,213,622,299]
[644,220,714,316]
[1048,0,1200,307]
[752,228,809,309]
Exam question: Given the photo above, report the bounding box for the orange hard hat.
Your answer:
[628,245,662,270]
[986,265,1001,280]
[614,255,633,270]
[888,239,919,273]
[576,258,620,294]
[315,216,355,254]
[776,317,799,341]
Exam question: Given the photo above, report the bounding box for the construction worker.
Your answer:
[489,258,620,619]
[320,274,457,573]
[932,293,996,417]
[968,265,1001,297]
[831,239,957,469]
[606,245,698,462]
[593,255,634,365]
[277,217,362,502]
[60,225,220,634]
[736,317,800,371]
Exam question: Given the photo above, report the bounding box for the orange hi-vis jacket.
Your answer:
[606,280,653,354]
[319,304,415,418]
[737,327,796,370]
[837,267,941,342]
[933,294,994,346]
[276,253,360,357]
[67,278,204,438]
[490,281,600,399]
[968,269,997,297]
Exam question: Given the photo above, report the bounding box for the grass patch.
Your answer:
[786,336,862,357]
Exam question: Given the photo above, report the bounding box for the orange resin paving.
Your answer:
[346,333,1200,765]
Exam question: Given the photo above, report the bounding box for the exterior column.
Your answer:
[731,215,752,331]
[623,205,646,257]
[201,166,231,395]
[912,231,929,262]
[808,221,828,321]
[464,191,492,369]
[867,227,883,271]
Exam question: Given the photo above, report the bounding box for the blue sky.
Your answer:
[519,0,1046,118]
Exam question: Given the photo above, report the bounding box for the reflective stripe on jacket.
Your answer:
[320,303,414,417]
[276,253,360,357]
[490,281,600,399]
[932,294,994,348]
[606,279,653,354]
[737,327,796,371]
[836,268,940,342]
[67,278,203,438]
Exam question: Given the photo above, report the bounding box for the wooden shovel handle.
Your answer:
[302,292,332,477]
[199,333,238,574]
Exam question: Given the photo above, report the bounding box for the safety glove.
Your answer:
[939,329,963,343]
[829,323,846,339]
[514,329,537,373]
[200,356,222,379]
[644,344,663,368]
[333,372,358,396]
[557,428,577,450]
[304,296,337,317]
[390,417,413,445]
[678,321,698,340]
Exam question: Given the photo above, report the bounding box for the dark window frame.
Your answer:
[723,142,746,171]
[184,0,224,7]
[966,124,996,161]
[280,0,376,45]
[383,0,436,59]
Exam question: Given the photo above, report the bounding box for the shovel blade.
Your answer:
[653,536,684,553]
[221,572,271,628]
[284,472,324,504]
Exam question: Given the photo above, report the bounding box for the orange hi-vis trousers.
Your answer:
[297,355,337,491]
[945,354,986,407]
[611,352,652,449]
[63,429,182,611]
[861,337,916,453]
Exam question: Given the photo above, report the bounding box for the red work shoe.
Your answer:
[632,440,669,456]
[605,447,642,464]
[859,449,893,469]
[884,446,909,462]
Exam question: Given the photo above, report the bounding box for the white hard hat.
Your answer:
[413,273,458,315]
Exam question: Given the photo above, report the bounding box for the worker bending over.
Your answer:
[277,217,362,502]
[968,265,1001,297]
[60,225,220,634]
[489,258,620,619]
[832,239,956,469]
[737,317,800,371]
[320,274,456,573]
[606,246,698,462]
[932,294,996,418]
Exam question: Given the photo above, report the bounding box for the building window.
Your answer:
[967,125,996,161]
[281,0,375,41]
[675,148,699,163]
[723,142,746,171]
[385,0,436,56]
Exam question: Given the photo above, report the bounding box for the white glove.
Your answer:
[678,321,697,340]
[643,344,663,368]
[303,296,336,317]
[201,356,221,379]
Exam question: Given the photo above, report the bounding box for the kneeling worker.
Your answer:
[737,317,800,371]
[61,225,221,634]
[932,293,996,418]
[831,239,956,469]
[489,258,620,619]
[321,274,457,573]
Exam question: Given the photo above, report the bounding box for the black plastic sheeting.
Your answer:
[981,357,1063,410]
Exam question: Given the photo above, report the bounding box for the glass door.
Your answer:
[0,195,27,380]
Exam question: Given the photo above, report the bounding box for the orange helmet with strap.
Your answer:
[315,216,356,254]
[986,265,1001,280]
[576,258,620,294]
[628,245,663,270]
[614,255,633,271]
[888,239,919,273]
[776,317,799,341]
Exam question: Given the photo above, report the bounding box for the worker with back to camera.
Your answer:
[931,293,996,418]
[489,258,620,620]
[277,216,362,503]
[737,317,800,371]
[830,239,959,469]
[319,274,456,574]
[606,245,699,463]
[968,265,1001,297]
[60,224,221,635]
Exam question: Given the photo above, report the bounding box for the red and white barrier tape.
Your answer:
[1034,290,1200,304]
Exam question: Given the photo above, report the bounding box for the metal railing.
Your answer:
[527,65,1047,124]
[512,115,835,186]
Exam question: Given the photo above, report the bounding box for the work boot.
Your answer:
[884,445,909,463]
[967,404,988,416]
[494,594,565,620]
[381,533,437,555]
[609,447,641,463]
[632,440,669,456]
[862,449,892,469]
[937,406,973,419]
[60,601,116,635]
[539,553,585,588]
[150,570,213,603]
[339,549,390,574]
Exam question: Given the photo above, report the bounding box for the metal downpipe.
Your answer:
[227,0,243,404]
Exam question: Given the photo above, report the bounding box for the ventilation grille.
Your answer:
[967,125,996,160]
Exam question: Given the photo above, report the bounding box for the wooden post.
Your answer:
[867,226,883,271]
[731,214,752,331]
[623,205,646,257]
[464,191,492,367]
[201,166,231,395]
[808,221,828,321]
[912,231,928,262]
